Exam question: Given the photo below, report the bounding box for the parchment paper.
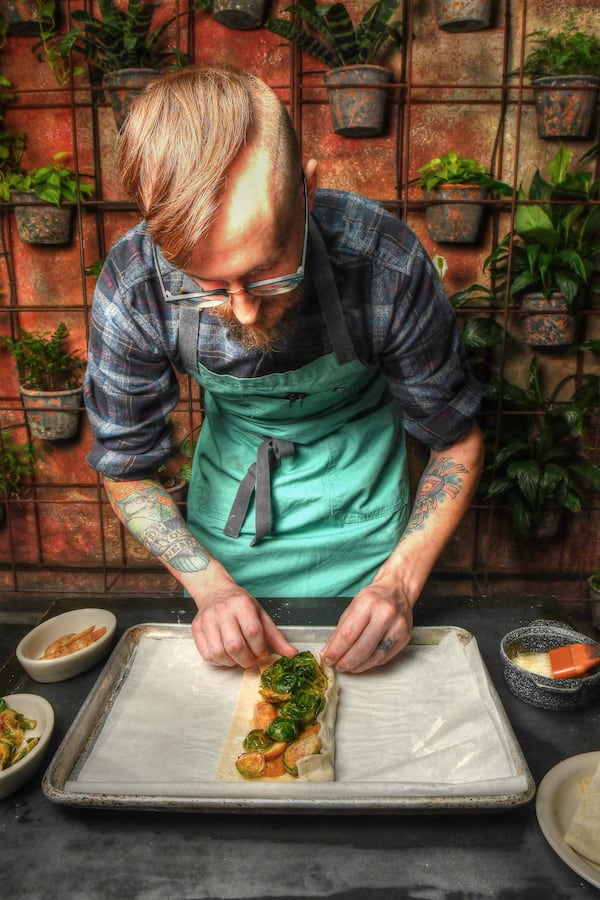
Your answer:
[67,629,528,798]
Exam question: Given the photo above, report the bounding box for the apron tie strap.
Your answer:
[224,437,295,545]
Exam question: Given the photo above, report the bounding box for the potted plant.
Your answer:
[0,98,26,203]
[480,356,600,540]
[0,322,86,440]
[435,0,494,33]
[212,0,269,31]
[268,0,402,138]
[418,151,511,243]
[0,429,34,527]
[41,0,209,128]
[484,145,600,347]
[0,0,54,37]
[587,562,600,630]
[8,151,94,245]
[522,16,600,139]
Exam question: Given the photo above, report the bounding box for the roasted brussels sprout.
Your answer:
[260,651,327,696]
[235,751,265,779]
[242,729,272,752]
[291,651,328,692]
[282,734,322,777]
[280,689,324,726]
[265,716,299,743]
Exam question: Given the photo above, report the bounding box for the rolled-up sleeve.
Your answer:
[84,233,181,479]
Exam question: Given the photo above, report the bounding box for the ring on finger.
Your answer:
[377,637,395,654]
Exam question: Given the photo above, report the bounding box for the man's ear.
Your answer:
[304,158,318,208]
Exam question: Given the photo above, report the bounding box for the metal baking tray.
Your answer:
[42,624,535,813]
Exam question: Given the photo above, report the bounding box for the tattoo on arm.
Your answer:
[405,456,468,533]
[109,482,210,574]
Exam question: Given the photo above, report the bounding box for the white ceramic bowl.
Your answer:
[0,693,54,798]
[16,608,117,683]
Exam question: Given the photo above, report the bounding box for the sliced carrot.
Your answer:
[298,723,321,739]
[253,701,278,730]
[263,740,287,761]
[263,756,287,778]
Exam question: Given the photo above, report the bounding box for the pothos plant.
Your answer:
[418,151,511,194]
[267,0,402,68]
[8,152,94,207]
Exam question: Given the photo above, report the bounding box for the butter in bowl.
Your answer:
[16,608,117,683]
[500,619,600,711]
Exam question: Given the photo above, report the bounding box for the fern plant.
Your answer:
[0,430,34,499]
[523,17,600,78]
[267,0,402,69]
[1,322,85,391]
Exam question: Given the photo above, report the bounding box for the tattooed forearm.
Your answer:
[107,481,210,573]
[405,456,468,533]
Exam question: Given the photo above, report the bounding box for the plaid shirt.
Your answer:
[84,188,482,479]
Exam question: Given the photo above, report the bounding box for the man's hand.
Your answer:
[191,567,297,668]
[321,579,413,674]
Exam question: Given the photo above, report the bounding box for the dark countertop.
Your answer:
[1,594,599,899]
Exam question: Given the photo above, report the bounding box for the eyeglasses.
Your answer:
[154,175,308,309]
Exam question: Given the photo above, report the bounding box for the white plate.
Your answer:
[536,752,600,889]
[0,694,55,798]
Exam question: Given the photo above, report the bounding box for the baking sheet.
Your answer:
[42,624,535,812]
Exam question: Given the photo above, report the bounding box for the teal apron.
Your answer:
[179,218,410,597]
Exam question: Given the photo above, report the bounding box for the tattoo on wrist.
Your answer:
[111,482,210,573]
[406,456,468,532]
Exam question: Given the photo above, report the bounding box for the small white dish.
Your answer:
[16,608,117,683]
[536,751,600,890]
[0,693,54,799]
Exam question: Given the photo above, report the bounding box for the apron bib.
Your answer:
[179,219,410,597]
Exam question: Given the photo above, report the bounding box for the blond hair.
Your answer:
[117,65,301,267]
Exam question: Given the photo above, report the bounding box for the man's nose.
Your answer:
[229,290,262,325]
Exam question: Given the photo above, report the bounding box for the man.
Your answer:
[84,65,483,674]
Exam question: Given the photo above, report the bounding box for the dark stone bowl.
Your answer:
[500,619,600,711]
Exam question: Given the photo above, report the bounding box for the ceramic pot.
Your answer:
[211,0,267,29]
[20,386,82,441]
[423,184,488,243]
[532,76,600,139]
[102,68,161,130]
[520,292,576,347]
[436,0,493,31]
[324,65,392,138]
[587,577,600,631]
[11,191,73,246]
[4,0,51,36]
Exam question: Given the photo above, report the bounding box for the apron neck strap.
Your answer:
[307,217,357,365]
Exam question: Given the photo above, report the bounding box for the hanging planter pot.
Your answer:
[20,386,83,441]
[212,0,268,30]
[520,292,576,348]
[436,0,493,32]
[4,0,52,36]
[102,68,161,131]
[323,65,392,138]
[423,185,488,243]
[11,191,74,246]
[532,76,600,139]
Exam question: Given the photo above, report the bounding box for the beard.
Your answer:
[211,285,304,353]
